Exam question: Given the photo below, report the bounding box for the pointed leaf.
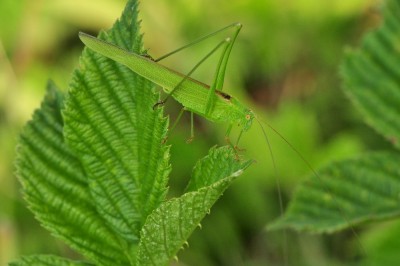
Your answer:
[16,81,130,265]
[186,145,252,192]
[9,255,94,266]
[269,152,400,232]
[341,0,400,149]
[137,146,252,265]
[63,0,170,247]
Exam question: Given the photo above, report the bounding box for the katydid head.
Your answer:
[241,110,255,131]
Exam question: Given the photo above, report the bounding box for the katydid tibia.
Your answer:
[78,23,364,262]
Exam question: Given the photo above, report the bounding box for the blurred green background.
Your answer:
[1,0,395,265]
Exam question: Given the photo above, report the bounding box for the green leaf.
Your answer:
[63,0,170,249]
[16,81,130,265]
[15,0,253,264]
[136,146,252,265]
[341,0,400,149]
[269,152,400,232]
[270,0,400,234]
[185,146,252,192]
[9,255,94,266]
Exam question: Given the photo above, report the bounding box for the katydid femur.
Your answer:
[79,23,364,259]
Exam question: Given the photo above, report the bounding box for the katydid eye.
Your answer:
[245,114,251,120]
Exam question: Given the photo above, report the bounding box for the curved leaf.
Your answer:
[16,82,130,265]
[269,152,400,232]
[63,0,170,248]
[9,255,94,266]
[186,146,252,192]
[341,0,400,149]
[136,146,252,265]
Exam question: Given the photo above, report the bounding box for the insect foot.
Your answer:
[152,100,166,110]
[161,136,168,144]
[140,51,155,61]
[234,145,246,152]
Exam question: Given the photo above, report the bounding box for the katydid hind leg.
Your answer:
[204,24,242,115]
[154,38,234,108]
[213,23,242,93]
[152,23,242,113]
[154,25,241,145]
[204,37,233,116]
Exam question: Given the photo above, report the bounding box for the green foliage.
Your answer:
[137,147,251,265]
[270,0,400,235]
[64,0,169,248]
[12,0,251,265]
[342,0,400,150]
[9,255,94,266]
[16,82,130,265]
[269,152,400,232]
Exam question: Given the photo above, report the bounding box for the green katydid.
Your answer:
[79,23,254,140]
[78,23,364,261]
[79,22,291,260]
